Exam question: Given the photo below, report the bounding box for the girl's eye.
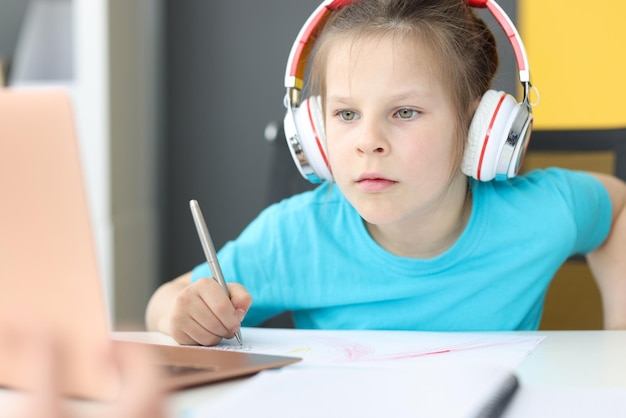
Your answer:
[337,110,359,121]
[395,108,419,119]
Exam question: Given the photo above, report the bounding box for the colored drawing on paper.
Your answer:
[198,328,545,369]
[287,347,311,354]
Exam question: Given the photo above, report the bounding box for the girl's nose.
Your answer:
[356,120,389,155]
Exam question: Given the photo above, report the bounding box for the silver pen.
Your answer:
[189,199,243,345]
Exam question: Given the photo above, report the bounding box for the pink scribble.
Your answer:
[367,337,541,363]
[315,337,376,362]
[379,349,452,360]
[339,342,375,360]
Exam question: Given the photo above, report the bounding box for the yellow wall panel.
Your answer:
[519,1,626,129]
[540,260,603,330]
[522,150,616,175]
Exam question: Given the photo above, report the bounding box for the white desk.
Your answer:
[114,329,626,417]
[1,330,624,417]
[514,331,626,387]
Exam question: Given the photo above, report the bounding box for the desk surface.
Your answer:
[113,329,626,417]
[514,330,626,388]
[1,329,624,417]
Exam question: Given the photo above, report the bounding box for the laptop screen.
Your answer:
[0,88,119,399]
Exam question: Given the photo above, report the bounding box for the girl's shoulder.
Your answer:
[473,167,607,199]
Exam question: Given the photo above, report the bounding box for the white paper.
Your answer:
[184,329,544,417]
[190,363,519,418]
[206,328,544,370]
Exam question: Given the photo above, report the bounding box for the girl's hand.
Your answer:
[168,276,252,346]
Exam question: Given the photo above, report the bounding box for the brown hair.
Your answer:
[307,0,498,170]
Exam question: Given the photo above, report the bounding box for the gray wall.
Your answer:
[0,0,30,75]
[162,0,321,282]
[161,0,518,284]
[477,0,517,93]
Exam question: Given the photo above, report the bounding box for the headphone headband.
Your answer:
[284,0,531,100]
[474,0,530,85]
[284,0,351,97]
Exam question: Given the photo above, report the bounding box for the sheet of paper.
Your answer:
[148,328,543,417]
[206,328,544,370]
[189,363,520,418]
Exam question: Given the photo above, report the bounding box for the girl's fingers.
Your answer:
[227,282,253,318]
[169,278,250,346]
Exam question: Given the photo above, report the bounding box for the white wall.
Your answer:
[73,0,114,324]
[76,0,164,327]
[107,0,163,327]
[8,0,163,328]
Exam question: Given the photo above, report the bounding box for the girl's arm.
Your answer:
[586,173,626,329]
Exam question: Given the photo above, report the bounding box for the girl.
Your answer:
[146,0,626,346]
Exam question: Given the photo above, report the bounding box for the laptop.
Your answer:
[0,88,299,400]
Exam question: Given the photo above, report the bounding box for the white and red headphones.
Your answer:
[283,0,534,183]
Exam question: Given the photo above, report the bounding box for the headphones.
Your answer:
[283,0,534,183]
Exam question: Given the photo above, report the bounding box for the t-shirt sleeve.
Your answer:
[191,261,211,282]
[548,168,612,255]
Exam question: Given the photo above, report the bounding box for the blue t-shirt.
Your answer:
[192,168,612,331]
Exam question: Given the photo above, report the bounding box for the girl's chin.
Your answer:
[357,208,403,227]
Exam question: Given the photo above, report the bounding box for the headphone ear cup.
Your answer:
[462,90,517,181]
[283,96,332,183]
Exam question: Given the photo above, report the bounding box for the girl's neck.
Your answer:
[365,176,472,259]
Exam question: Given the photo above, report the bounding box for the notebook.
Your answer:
[0,87,299,400]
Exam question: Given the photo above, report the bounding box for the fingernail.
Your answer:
[235,308,246,322]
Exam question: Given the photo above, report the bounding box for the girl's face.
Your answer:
[324,34,467,231]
